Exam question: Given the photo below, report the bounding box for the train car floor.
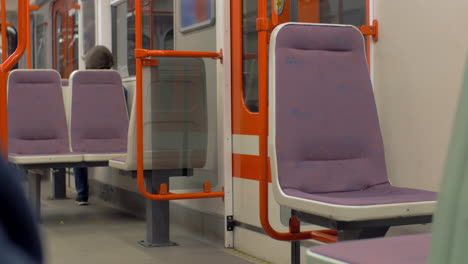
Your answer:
[39,184,255,264]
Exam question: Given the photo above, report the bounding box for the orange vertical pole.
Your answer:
[26,3,31,69]
[257,0,337,243]
[0,0,8,155]
[135,0,145,198]
[0,0,27,155]
[1,0,7,62]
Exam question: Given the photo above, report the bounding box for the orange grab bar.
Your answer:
[0,0,28,155]
[134,0,223,201]
[257,0,336,244]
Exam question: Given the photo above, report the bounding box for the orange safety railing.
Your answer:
[0,0,28,155]
[257,0,337,244]
[134,0,224,201]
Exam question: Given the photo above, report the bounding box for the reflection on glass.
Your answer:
[34,15,47,68]
[82,0,96,55]
[72,11,79,70]
[242,0,270,113]
[319,0,366,26]
[112,0,174,77]
[55,11,63,76]
[242,0,366,113]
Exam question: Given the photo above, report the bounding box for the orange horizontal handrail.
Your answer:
[135,48,222,59]
[134,0,223,201]
[0,0,28,155]
[256,0,336,244]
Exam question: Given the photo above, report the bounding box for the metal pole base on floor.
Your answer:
[50,168,67,200]
[291,241,300,264]
[138,173,177,248]
[28,170,42,220]
[291,210,301,264]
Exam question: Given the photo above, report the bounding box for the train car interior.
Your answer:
[0,0,467,264]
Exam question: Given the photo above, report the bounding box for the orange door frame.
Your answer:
[0,0,28,155]
[134,0,224,201]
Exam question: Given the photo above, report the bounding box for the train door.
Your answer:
[52,0,79,78]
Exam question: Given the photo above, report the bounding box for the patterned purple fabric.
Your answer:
[274,24,388,193]
[310,233,431,264]
[284,183,437,206]
[8,70,71,155]
[70,71,128,153]
[61,79,69,86]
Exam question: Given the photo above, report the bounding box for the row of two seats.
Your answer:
[7,70,128,213]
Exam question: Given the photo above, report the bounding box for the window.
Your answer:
[112,0,174,78]
[241,0,366,113]
[0,25,18,69]
[317,0,366,25]
[82,0,96,56]
[55,11,63,75]
[242,0,270,113]
[52,0,80,78]
[33,14,48,69]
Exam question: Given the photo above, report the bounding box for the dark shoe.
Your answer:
[75,197,89,206]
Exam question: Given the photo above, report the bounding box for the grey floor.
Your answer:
[40,193,256,264]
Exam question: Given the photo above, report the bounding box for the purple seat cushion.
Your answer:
[274,24,388,193]
[309,233,431,264]
[8,71,71,155]
[284,183,436,206]
[71,71,128,153]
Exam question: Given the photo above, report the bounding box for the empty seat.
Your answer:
[307,55,468,264]
[8,70,81,164]
[269,23,436,232]
[110,57,207,171]
[69,70,128,161]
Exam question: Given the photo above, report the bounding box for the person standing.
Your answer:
[74,45,127,205]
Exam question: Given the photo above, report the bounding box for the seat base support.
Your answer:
[295,210,432,241]
[28,170,43,221]
[50,168,67,199]
[140,173,178,248]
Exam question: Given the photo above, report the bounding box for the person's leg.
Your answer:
[73,167,89,205]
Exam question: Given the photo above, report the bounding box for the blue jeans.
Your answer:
[74,167,88,200]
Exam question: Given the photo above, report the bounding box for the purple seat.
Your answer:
[7,70,82,164]
[308,234,431,264]
[269,23,436,222]
[61,79,69,86]
[69,70,128,162]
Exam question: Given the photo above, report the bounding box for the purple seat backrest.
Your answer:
[271,24,388,193]
[70,70,128,153]
[8,70,70,155]
[61,79,69,86]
